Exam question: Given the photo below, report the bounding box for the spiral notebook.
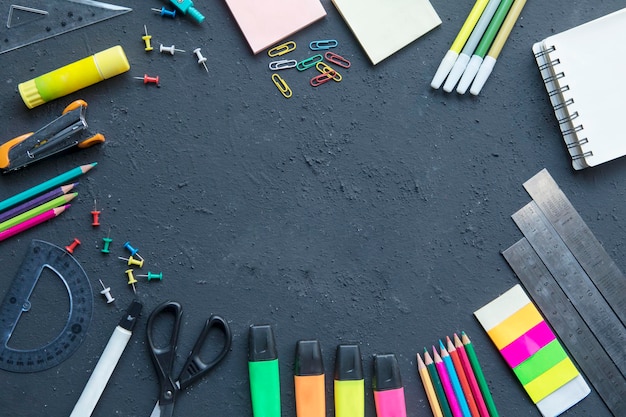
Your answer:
[533,8,626,170]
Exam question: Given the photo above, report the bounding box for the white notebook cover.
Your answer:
[331,0,441,65]
[533,8,626,170]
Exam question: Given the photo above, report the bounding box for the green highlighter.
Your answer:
[248,324,281,417]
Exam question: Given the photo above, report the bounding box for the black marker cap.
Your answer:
[294,340,324,376]
[119,300,142,331]
[372,353,403,391]
[334,344,363,381]
[248,324,278,362]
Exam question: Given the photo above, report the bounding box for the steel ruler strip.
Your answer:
[511,201,626,379]
[523,169,626,326]
[503,238,626,416]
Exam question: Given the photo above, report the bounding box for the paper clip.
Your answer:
[310,71,336,87]
[296,54,324,71]
[309,40,338,50]
[269,59,298,71]
[268,41,296,57]
[324,51,351,69]
[316,62,342,82]
[271,74,292,98]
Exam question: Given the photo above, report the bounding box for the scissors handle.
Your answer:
[147,301,183,407]
[178,315,232,390]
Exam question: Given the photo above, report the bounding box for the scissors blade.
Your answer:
[149,401,175,417]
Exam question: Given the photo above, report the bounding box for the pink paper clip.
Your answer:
[324,51,351,69]
[310,71,336,87]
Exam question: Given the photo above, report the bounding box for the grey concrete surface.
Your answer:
[0,1,623,416]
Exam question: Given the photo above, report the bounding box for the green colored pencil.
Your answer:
[0,193,77,232]
[0,162,95,213]
[462,332,499,417]
[424,348,453,417]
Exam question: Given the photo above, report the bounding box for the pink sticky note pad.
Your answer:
[500,321,556,368]
[224,0,327,54]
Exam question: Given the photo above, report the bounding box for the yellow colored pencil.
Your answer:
[418,353,444,417]
[0,193,76,232]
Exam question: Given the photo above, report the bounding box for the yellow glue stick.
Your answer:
[18,45,130,109]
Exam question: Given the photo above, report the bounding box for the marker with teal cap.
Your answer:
[248,324,281,417]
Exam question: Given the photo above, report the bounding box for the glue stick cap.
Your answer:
[295,340,324,376]
[335,344,363,381]
[373,354,402,391]
[93,45,130,79]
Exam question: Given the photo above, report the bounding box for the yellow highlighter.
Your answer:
[334,344,364,417]
[18,45,130,109]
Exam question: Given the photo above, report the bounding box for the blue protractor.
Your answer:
[0,239,93,373]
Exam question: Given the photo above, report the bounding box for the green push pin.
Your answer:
[101,237,113,254]
[138,271,163,281]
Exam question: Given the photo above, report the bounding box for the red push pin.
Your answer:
[65,238,81,254]
[91,200,101,227]
[134,74,160,87]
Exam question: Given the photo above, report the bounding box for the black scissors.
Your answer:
[147,301,232,417]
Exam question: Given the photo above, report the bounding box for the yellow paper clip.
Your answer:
[310,71,336,87]
[316,62,342,82]
[324,51,351,68]
[271,74,292,98]
[268,41,296,57]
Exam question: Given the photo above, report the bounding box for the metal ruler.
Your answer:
[503,169,626,416]
[0,240,93,373]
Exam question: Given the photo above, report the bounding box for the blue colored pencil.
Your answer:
[440,340,472,417]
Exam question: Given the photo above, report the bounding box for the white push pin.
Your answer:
[160,44,185,55]
[99,279,115,304]
[193,47,208,72]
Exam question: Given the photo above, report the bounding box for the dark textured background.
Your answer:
[0,1,622,416]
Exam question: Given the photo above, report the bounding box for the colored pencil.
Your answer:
[446,337,481,417]
[0,193,77,232]
[440,341,471,417]
[454,334,489,417]
[456,0,514,94]
[0,204,70,242]
[431,0,490,88]
[417,353,444,417]
[433,347,463,417]
[0,183,77,224]
[0,162,95,213]
[470,0,528,95]
[425,349,454,417]
[461,332,499,417]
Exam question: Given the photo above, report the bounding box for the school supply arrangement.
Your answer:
[331,0,441,65]
[502,169,626,416]
[532,8,626,170]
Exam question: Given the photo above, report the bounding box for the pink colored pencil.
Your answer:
[454,334,490,417]
[0,204,70,242]
[434,346,464,417]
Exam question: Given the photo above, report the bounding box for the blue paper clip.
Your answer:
[268,41,296,57]
[296,54,323,71]
[271,74,292,98]
[269,59,298,71]
[309,39,338,51]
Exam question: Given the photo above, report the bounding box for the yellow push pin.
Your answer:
[142,25,153,52]
[125,269,137,294]
[118,255,144,268]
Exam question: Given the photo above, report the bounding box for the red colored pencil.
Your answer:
[454,333,490,417]
[447,336,481,417]
[0,204,70,242]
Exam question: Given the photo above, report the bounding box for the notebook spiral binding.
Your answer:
[534,45,591,160]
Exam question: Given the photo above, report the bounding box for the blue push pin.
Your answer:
[152,7,176,18]
[123,241,144,261]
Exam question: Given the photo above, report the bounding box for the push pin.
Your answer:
[160,44,185,55]
[152,7,176,18]
[118,255,144,268]
[142,25,153,51]
[125,269,137,294]
[134,74,160,87]
[99,279,115,303]
[91,200,101,227]
[65,237,81,254]
[101,237,113,254]
[138,271,163,281]
[193,48,208,72]
[123,241,144,261]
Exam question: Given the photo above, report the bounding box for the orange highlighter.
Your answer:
[294,340,325,417]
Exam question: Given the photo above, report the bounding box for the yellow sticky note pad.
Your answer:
[523,358,579,403]
[486,302,543,350]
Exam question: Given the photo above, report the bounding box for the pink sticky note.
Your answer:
[224,0,327,54]
[500,320,556,368]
